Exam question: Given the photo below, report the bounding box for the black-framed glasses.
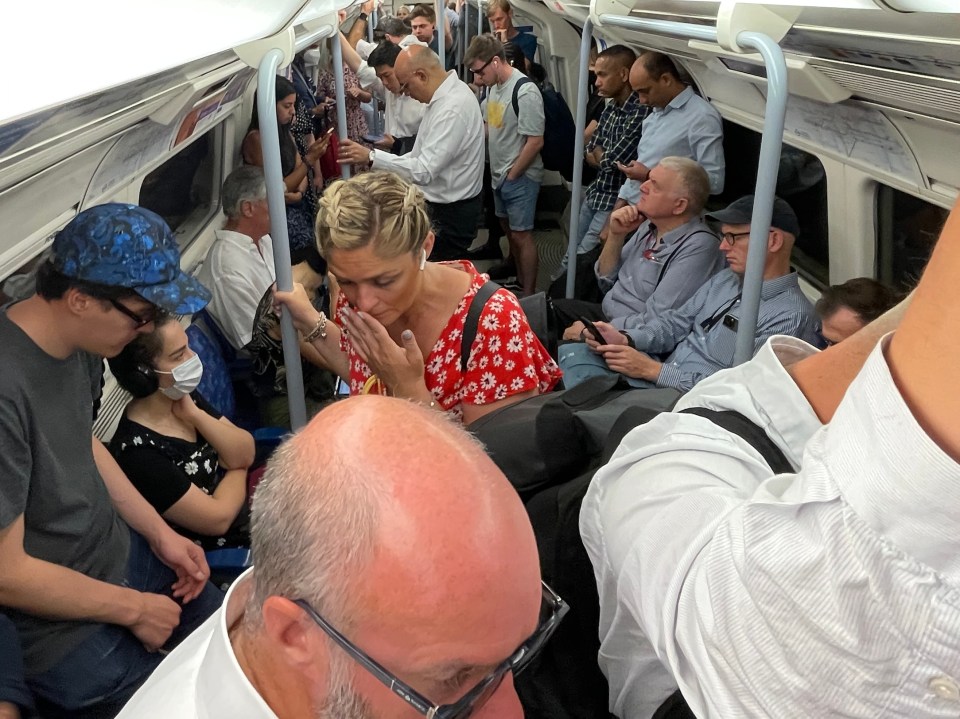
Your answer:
[720,231,751,246]
[815,324,837,349]
[294,581,569,719]
[470,57,495,76]
[108,298,159,328]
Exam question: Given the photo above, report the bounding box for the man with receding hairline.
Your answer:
[340,45,484,261]
[617,51,724,202]
[118,395,568,718]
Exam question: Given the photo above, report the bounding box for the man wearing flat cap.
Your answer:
[0,204,223,716]
[559,195,819,394]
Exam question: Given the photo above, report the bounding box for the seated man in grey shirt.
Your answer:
[553,157,724,341]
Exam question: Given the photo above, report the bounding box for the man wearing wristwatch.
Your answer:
[558,195,819,394]
[338,44,484,261]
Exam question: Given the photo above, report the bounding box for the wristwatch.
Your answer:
[358,11,368,21]
[619,330,636,348]
[368,149,375,167]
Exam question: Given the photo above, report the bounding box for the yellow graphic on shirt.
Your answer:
[488,99,506,130]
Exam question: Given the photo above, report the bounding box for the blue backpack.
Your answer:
[511,77,577,182]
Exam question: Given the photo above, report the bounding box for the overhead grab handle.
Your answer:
[715,1,800,53]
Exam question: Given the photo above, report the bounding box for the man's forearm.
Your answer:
[597,232,627,277]
[346,17,368,48]
[93,437,166,543]
[788,297,910,424]
[0,521,141,629]
[884,198,960,459]
[509,137,543,179]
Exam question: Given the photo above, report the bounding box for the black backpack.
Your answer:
[512,78,577,182]
[516,404,794,719]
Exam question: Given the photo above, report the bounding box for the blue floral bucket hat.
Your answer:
[51,203,210,314]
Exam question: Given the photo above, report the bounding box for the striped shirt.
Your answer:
[618,86,725,203]
[584,93,649,212]
[581,336,960,718]
[625,268,818,392]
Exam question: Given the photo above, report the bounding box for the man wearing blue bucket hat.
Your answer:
[0,204,222,716]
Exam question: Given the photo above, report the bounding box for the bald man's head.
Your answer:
[240,396,545,718]
[394,45,446,103]
[248,395,538,626]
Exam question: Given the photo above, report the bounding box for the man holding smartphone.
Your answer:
[558,195,818,393]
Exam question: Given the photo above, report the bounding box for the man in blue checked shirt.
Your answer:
[559,195,819,394]
[552,45,649,287]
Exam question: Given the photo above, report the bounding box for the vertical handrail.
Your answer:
[595,14,789,366]
[461,0,469,80]
[368,8,377,42]
[477,0,483,43]
[564,20,593,298]
[332,31,353,180]
[257,51,308,430]
[436,0,446,68]
[731,31,787,365]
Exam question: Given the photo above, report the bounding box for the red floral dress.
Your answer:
[337,261,561,421]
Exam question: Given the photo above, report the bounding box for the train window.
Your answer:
[139,128,220,248]
[718,122,829,287]
[876,186,948,293]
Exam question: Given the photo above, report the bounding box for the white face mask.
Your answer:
[156,354,204,400]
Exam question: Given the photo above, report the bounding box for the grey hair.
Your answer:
[244,434,385,631]
[658,156,711,215]
[222,165,267,220]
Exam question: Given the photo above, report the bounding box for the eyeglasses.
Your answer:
[108,298,159,328]
[720,231,752,246]
[815,325,837,349]
[294,581,569,719]
[470,57,495,76]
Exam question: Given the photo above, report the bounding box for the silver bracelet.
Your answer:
[303,313,328,343]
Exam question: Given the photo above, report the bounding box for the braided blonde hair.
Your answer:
[315,171,432,259]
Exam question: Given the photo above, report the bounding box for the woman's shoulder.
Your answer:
[111,414,163,456]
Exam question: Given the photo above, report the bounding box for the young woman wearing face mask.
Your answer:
[108,314,256,549]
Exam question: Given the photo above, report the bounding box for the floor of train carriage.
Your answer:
[468,198,570,293]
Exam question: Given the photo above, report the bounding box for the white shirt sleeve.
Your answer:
[372,107,466,187]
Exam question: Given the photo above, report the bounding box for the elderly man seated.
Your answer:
[559,195,818,394]
[581,198,960,718]
[118,395,568,718]
[553,156,724,341]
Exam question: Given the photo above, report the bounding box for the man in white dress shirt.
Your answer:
[197,166,276,351]
[339,45,484,261]
[339,29,427,157]
[580,199,960,718]
[117,395,568,718]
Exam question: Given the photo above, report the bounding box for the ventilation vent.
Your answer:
[814,64,960,121]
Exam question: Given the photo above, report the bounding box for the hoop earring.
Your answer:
[419,249,427,271]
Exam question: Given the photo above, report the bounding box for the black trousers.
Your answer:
[426,194,482,261]
[551,297,607,335]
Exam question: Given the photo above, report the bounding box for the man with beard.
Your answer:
[118,395,568,718]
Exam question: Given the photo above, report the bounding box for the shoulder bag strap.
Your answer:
[680,407,793,473]
[460,281,502,372]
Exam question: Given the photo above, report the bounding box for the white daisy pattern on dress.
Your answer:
[336,260,561,421]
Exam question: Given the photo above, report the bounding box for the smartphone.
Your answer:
[579,316,603,342]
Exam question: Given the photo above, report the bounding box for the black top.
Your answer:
[111,392,249,550]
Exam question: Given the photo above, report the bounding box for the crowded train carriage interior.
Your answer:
[1,0,959,716]
[2,0,954,432]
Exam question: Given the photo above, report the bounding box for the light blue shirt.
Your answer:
[619,86,725,202]
[626,268,818,392]
[598,217,724,330]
